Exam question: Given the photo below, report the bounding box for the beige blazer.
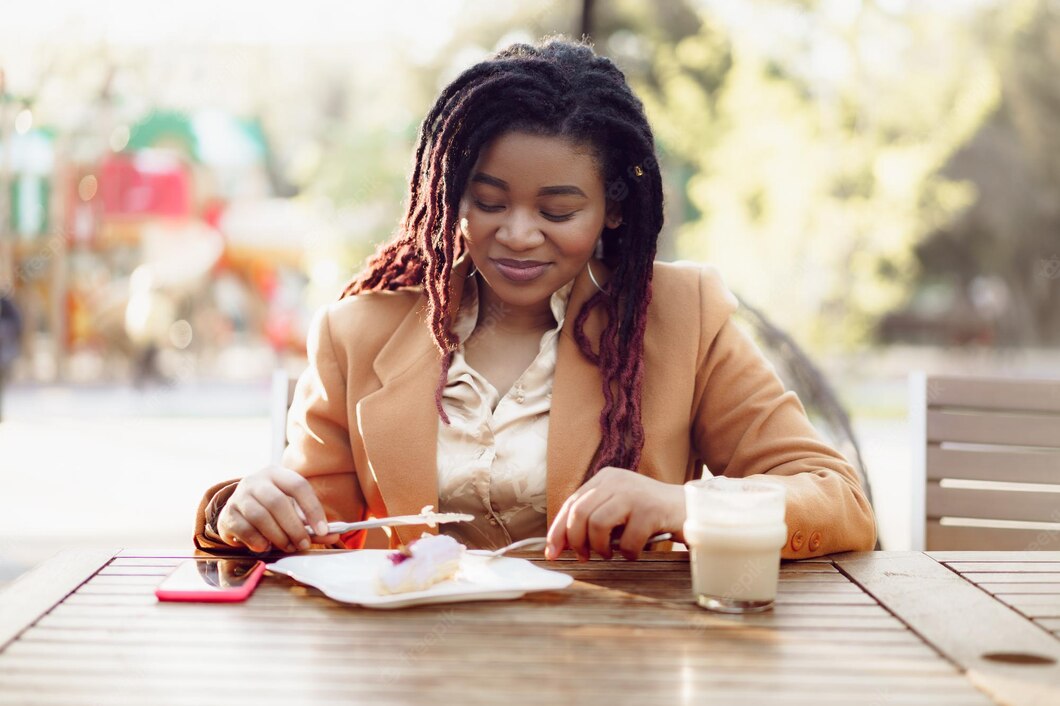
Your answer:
[193,253,877,558]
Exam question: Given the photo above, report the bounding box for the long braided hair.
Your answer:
[339,37,664,481]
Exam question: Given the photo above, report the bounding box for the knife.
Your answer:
[305,506,474,536]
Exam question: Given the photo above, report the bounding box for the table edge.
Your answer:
[0,547,120,652]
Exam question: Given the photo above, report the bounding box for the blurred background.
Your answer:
[2,0,1058,585]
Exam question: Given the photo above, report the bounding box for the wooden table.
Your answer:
[1,549,1058,705]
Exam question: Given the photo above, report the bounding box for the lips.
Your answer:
[491,258,551,283]
[493,258,549,268]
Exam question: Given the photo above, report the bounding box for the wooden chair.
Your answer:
[271,368,390,549]
[910,372,1060,550]
[269,369,299,466]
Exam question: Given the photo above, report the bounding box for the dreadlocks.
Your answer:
[339,37,664,482]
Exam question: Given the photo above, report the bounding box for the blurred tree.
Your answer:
[907,0,1060,345]
[632,0,999,349]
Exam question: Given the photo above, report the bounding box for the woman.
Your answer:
[193,38,877,562]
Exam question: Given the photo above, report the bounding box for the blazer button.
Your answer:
[808,531,821,552]
[789,530,805,552]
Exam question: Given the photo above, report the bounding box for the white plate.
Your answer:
[264,551,573,609]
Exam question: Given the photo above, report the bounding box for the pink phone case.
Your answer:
[155,559,267,603]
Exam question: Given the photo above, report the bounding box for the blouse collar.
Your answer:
[451,269,577,345]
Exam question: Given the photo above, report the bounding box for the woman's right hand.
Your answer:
[215,465,342,553]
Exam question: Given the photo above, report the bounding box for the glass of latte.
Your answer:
[683,476,788,613]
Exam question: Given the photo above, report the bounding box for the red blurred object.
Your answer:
[263,309,294,350]
[98,152,191,217]
[201,198,226,229]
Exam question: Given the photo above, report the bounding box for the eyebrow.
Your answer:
[471,172,588,198]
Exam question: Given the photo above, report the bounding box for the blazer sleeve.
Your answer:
[192,304,369,553]
[689,266,878,559]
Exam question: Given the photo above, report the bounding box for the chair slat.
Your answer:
[924,483,1060,521]
[926,521,1060,551]
[926,483,1060,523]
[926,410,1060,448]
[926,375,1060,413]
[926,446,1060,483]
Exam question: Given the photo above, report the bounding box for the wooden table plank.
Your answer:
[4,635,941,661]
[928,552,1060,562]
[947,563,1060,573]
[835,551,1060,706]
[0,549,118,652]
[79,576,163,587]
[0,667,986,693]
[94,567,174,576]
[0,686,996,706]
[33,609,911,633]
[998,604,1060,619]
[979,583,1060,595]
[0,648,959,675]
[48,587,894,613]
[957,573,1060,584]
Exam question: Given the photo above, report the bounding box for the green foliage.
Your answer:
[633,0,999,349]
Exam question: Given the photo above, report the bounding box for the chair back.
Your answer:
[910,372,1060,550]
[270,369,298,465]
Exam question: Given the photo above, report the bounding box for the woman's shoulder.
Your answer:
[316,286,424,354]
[649,259,740,339]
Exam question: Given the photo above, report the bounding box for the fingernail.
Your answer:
[544,546,554,560]
[299,539,311,550]
[317,521,328,535]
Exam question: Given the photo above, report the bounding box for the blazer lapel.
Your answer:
[356,253,611,544]
[545,259,611,529]
[356,254,473,545]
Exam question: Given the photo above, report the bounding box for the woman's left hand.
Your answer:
[545,466,686,562]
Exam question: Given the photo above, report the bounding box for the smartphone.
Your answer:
[155,558,266,603]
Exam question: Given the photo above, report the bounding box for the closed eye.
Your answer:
[474,200,576,222]
[542,211,576,222]
[473,200,504,213]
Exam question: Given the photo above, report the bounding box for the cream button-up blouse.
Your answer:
[436,270,575,550]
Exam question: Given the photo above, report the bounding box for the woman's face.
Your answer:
[457,130,621,313]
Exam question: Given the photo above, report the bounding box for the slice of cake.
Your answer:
[376,532,466,594]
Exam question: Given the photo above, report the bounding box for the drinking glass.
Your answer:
[683,476,788,613]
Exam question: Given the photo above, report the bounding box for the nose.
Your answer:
[496,207,545,251]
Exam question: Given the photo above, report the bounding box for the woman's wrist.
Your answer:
[663,481,688,544]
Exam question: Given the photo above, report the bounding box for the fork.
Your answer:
[467,532,673,560]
